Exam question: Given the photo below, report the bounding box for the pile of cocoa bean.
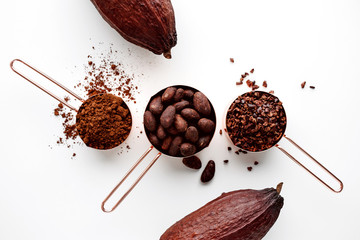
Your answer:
[144,86,216,157]
[226,91,286,152]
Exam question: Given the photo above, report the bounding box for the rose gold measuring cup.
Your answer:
[225,91,343,193]
[101,85,217,212]
[10,59,132,150]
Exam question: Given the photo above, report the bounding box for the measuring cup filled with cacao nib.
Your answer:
[102,85,216,212]
[10,59,132,150]
[226,91,343,192]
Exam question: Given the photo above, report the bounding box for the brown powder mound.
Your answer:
[76,93,132,150]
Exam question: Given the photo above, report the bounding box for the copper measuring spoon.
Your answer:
[225,91,343,193]
[101,85,217,212]
[10,59,132,150]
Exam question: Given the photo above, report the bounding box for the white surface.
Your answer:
[1,0,360,239]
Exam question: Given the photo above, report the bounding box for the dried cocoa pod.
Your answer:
[160,105,176,128]
[90,0,177,58]
[162,87,177,102]
[181,108,200,121]
[168,136,183,156]
[160,183,284,240]
[174,100,190,112]
[180,143,196,157]
[182,156,202,170]
[185,126,199,143]
[149,96,163,115]
[174,114,188,133]
[156,125,167,140]
[173,88,184,102]
[201,160,215,183]
[144,110,157,132]
[198,118,215,133]
[193,92,211,115]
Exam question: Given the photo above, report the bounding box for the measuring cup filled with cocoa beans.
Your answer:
[225,91,343,192]
[102,85,216,212]
[10,59,132,150]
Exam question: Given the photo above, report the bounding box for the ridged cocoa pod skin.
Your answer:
[160,184,284,240]
[90,0,177,58]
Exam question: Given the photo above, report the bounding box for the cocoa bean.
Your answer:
[193,92,211,115]
[185,126,199,143]
[148,133,160,147]
[174,114,188,133]
[182,156,202,170]
[156,125,167,140]
[173,88,184,102]
[197,135,211,149]
[161,136,173,151]
[149,96,163,115]
[174,100,190,112]
[160,105,176,128]
[181,108,200,121]
[144,110,157,132]
[180,143,196,157]
[166,125,179,135]
[201,160,215,183]
[168,136,183,156]
[198,118,215,133]
[183,89,194,99]
[162,87,177,102]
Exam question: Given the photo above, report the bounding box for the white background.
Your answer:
[1,0,360,239]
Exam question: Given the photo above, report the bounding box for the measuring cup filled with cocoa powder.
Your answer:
[10,59,132,150]
[102,85,216,212]
[225,91,343,192]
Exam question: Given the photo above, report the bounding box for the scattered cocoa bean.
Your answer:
[193,92,211,115]
[144,110,157,132]
[182,156,202,169]
[180,143,196,157]
[198,118,215,133]
[201,160,215,183]
[160,105,176,128]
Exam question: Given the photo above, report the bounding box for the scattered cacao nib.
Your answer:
[201,160,215,183]
[262,81,267,88]
[252,85,259,90]
[250,68,254,74]
[269,90,274,94]
[234,150,240,155]
[236,82,241,86]
[226,91,286,152]
[246,79,253,88]
[73,153,76,157]
[219,129,222,135]
[230,58,234,63]
[223,160,229,164]
[247,166,253,171]
[254,161,259,165]
[227,147,232,151]
[245,72,249,76]
[301,81,306,89]
[182,156,202,170]
[310,86,315,89]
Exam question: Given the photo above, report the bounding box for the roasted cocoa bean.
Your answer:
[201,160,215,183]
[180,143,196,157]
[149,96,163,115]
[161,136,173,151]
[168,136,183,156]
[193,92,211,115]
[182,156,202,169]
[183,89,194,99]
[162,87,177,102]
[166,125,179,135]
[144,110,157,132]
[185,126,199,143]
[174,114,188,133]
[174,100,190,112]
[198,118,215,133]
[156,125,167,140]
[181,108,200,121]
[173,88,184,102]
[197,135,211,149]
[148,133,160,147]
[160,105,176,128]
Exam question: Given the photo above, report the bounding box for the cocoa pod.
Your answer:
[168,136,183,156]
[173,100,190,112]
[180,143,196,157]
[160,105,176,128]
[149,96,163,115]
[182,156,202,170]
[162,87,177,102]
[201,160,215,183]
[161,136,173,151]
[181,108,200,121]
[156,125,167,140]
[185,126,199,143]
[144,110,157,132]
[173,88,184,102]
[193,92,211,115]
[174,114,188,133]
[160,183,284,240]
[90,0,177,58]
[197,135,211,149]
[198,118,215,133]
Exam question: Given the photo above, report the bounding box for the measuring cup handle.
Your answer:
[101,146,161,212]
[10,59,84,111]
[276,135,343,193]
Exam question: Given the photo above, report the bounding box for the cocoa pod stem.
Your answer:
[163,50,172,59]
[276,182,283,194]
